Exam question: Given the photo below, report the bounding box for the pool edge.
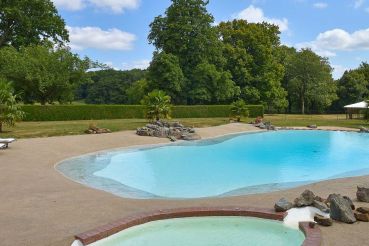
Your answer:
[74,206,320,246]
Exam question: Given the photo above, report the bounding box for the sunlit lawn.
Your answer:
[1,115,368,139]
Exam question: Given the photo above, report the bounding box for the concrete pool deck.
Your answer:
[0,123,368,246]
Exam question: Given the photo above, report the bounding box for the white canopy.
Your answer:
[344,101,368,109]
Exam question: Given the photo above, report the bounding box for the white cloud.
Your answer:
[89,0,140,13]
[52,0,140,13]
[354,0,365,8]
[122,59,151,70]
[67,26,136,51]
[296,28,369,57]
[313,2,328,9]
[52,0,85,11]
[234,5,289,32]
[332,64,348,79]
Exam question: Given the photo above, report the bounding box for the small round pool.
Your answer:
[57,130,369,199]
[88,216,305,246]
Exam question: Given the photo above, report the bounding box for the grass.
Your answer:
[1,114,368,139]
[263,114,369,129]
[0,118,230,139]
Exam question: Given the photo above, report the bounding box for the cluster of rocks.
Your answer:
[85,125,111,134]
[274,184,369,227]
[252,118,276,131]
[136,121,201,141]
[307,124,318,129]
[359,126,369,133]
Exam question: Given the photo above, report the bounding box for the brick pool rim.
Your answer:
[75,206,321,246]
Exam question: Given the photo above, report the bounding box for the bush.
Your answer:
[21,105,264,121]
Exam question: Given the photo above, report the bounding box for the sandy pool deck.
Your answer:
[1,123,368,246]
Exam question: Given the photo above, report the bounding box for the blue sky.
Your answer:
[53,0,369,79]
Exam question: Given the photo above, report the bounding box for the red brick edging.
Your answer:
[75,206,321,246]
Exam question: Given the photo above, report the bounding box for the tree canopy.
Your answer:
[283,49,337,114]
[0,44,91,104]
[0,0,69,49]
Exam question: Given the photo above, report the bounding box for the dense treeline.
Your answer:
[0,0,368,114]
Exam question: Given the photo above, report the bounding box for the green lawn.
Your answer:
[0,118,230,139]
[0,115,368,139]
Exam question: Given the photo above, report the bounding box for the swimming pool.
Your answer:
[57,130,369,199]
[87,216,305,246]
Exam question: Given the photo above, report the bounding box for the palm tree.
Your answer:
[141,90,172,121]
[0,80,25,132]
[230,99,249,122]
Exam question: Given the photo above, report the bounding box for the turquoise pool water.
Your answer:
[57,130,369,199]
[89,217,305,246]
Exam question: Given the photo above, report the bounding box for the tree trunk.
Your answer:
[301,99,305,114]
[0,122,3,133]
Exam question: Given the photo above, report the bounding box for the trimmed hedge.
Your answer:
[21,105,263,121]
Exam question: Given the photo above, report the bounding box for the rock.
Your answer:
[357,207,369,214]
[314,196,326,203]
[343,196,355,210]
[182,133,201,141]
[274,198,293,212]
[354,211,369,222]
[307,124,317,129]
[137,121,199,140]
[357,184,369,202]
[359,126,369,133]
[314,214,333,226]
[313,200,330,213]
[294,190,315,207]
[168,136,177,142]
[330,194,356,224]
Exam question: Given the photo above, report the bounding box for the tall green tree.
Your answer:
[126,79,149,104]
[218,20,288,111]
[0,44,90,104]
[148,0,236,104]
[0,0,69,49]
[190,62,240,104]
[285,49,337,114]
[0,79,24,132]
[337,70,368,107]
[148,52,185,103]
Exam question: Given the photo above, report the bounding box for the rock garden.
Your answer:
[275,184,369,227]
[136,120,201,141]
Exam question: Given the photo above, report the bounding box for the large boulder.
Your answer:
[294,190,315,207]
[274,198,293,212]
[329,194,356,224]
[314,214,333,226]
[343,196,355,210]
[357,184,369,202]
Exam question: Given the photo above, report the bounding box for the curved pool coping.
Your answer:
[55,129,369,200]
[74,206,321,246]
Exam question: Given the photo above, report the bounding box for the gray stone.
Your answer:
[168,136,177,142]
[274,198,293,212]
[330,194,356,224]
[359,126,369,133]
[314,214,333,226]
[182,133,201,141]
[343,196,355,210]
[307,124,318,129]
[357,184,369,202]
[313,200,330,213]
[294,190,315,207]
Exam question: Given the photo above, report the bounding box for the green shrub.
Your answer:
[21,105,263,121]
